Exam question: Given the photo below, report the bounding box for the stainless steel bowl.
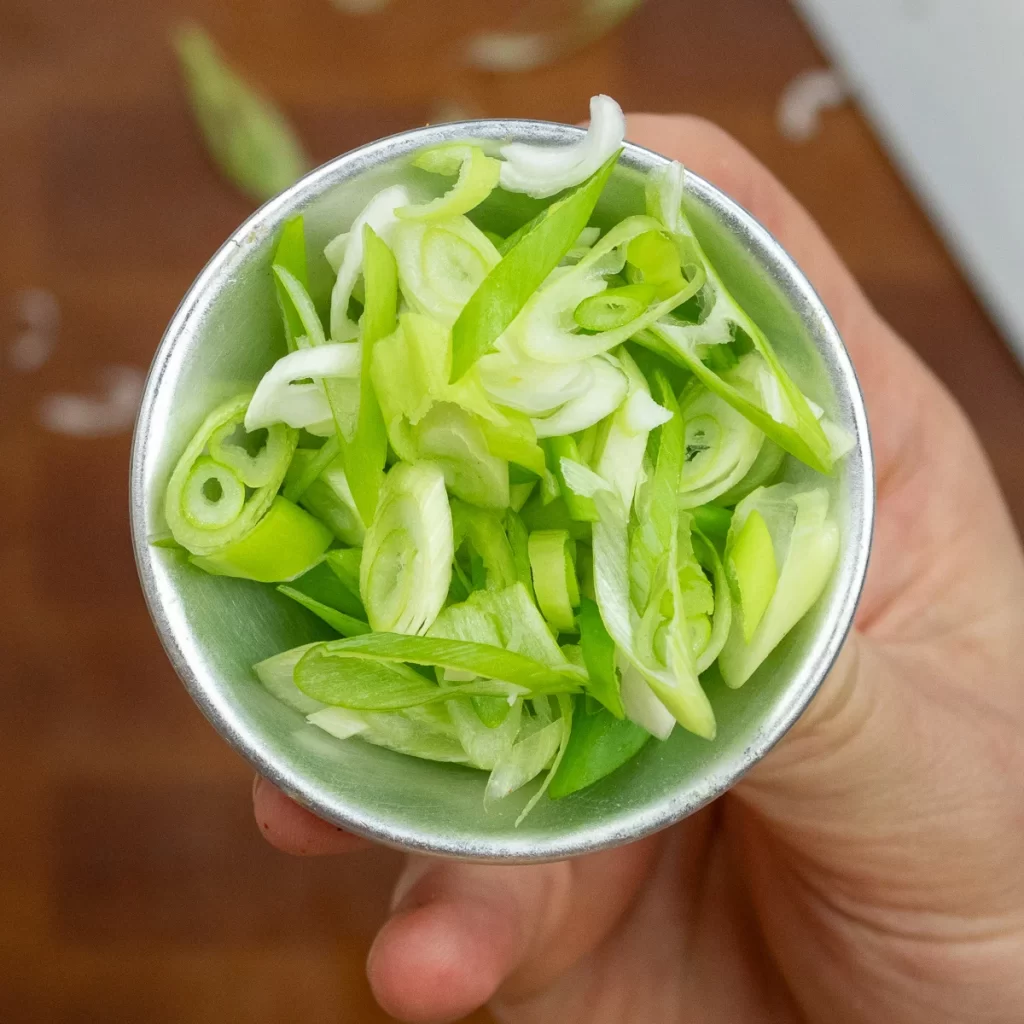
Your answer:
[131,120,874,862]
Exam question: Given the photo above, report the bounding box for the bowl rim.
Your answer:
[131,118,875,862]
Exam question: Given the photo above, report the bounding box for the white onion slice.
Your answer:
[531,355,628,437]
[246,343,361,431]
[326,185,411,342]
[622,388,672,435]
[477,352,593,415]
[499,94,625,199]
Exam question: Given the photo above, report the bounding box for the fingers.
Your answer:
[252,776,370,856]
[367,839,659,1023]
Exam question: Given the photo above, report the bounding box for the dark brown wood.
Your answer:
[2,0,1022,1020]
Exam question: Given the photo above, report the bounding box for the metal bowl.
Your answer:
[131,120,873,862]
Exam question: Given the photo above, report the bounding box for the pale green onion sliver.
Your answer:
[397,143,501,221]
[528,530,580,633]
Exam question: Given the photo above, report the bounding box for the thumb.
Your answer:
[730,634,908,857]
[366,839,658,1023]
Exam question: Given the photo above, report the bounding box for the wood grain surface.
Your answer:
[2,0,1022,1020]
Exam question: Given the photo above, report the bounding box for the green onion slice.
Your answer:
[398,143,501,221]
[677,373,766,509]
[498,94,625,199]
[450,149,620,380]
[574,283,658,331]
[528,529,580,633]
[719,483,839,688]
[164,394,297,555]
[327,185,410,343]
[189,496,333,583]
[173,24,309,203]
[548,701,650,799]
[340,224,395,523]
[360,461,453,635]
[295,633,583,708]
[393,215,501,327]
[560,457,716,740]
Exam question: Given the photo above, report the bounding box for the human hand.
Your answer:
[253,115,1024,1024]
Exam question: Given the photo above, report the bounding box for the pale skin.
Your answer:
[252,116,1024,1024]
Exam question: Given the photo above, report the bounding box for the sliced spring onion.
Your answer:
[430,584,569,673]
[629,371,684,612]
[478,351,593,416]
[728,508,778,642]
[450,150,620,380]
[272,264,366,447]
[254,644,326,715]
[509,481,537,512]
[548,700,650,798]
[398,143,501,221]
[531,355,629,438]
[340,224,395,523]
[182,457,245,529]
[573,283,658,330]
[451,501,518,591]
[520,492,592,542]
[415,404,510,509]
[692,530,732,673]
[690,504,733,550]
[544,435,598,522]
[499,94,625,198]
[178,101,848,820]
[371,314,542,496]
[360,461,453,634]
[625,230,688,299]
[296,650,519,710]
[718,484,839,688]
[372,312,451,439]
[677,376,766,509]
[645,160,834,472]
[281,436,337,501]
[528,529,580,632]
[677,517,715,618]
[309,704,472,765]
[640,324,834,475]
[277,585,372,637]
[578,596,624,717]
[447,698,524,769]
[324,547,363,601]
[286,559,366,619]
[173,24,308,203]
[622,388,673,434]
[591,350,656,512]
[190,496,333,583]
[560,458,716,740]
[245,343,360,432]
[507,258,699,367]
[485,704,563,806]
[327,185,411,342]
[563,225,602,264]
[510,694,574,824]
[505,511,535,601]
[619,659,675,740]
[392,215,501,326]
[713,438,786,508]
[164,395,297,554]
[466,402,549,482]
[272,216,309,353]
[296,633,583,706]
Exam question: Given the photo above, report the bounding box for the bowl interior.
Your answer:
[132,122,872,861]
